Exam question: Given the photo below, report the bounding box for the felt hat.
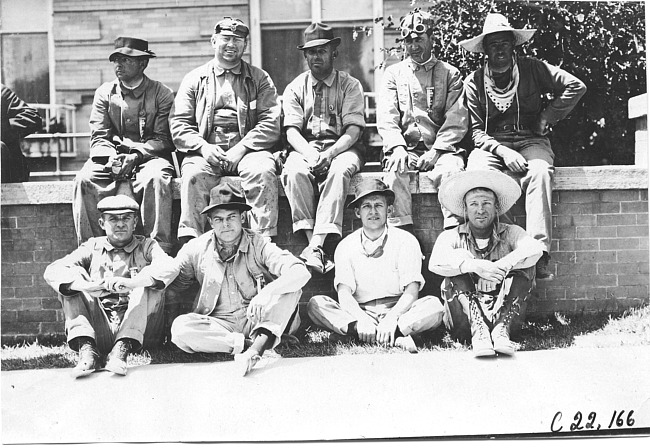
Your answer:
[438,170,521,216]
[201,181,251,215]
[458,13,536,53]
[298,23,341,50]
[97,194,140,214]
[347,178,395,209]
[109,37,156,61]
[214,17,249,38]
[398,11,434,41]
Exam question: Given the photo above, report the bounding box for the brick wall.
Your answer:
[1,167,648,343]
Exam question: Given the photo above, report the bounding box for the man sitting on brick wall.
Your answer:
[169,17,281,244]
[460,13,586,279]
[307,179,445,353]
[168,181,311,376]
[429,170,544,357]
[377,11,468,233]
[73,37,176,254]
[280,23,366,275]
[44,195,177,378]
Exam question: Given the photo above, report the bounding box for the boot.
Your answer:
[71,337,100,379]
[105,338,133,376]
[536,252,555,280]
[469,296,495,357]
[492,298,520,356]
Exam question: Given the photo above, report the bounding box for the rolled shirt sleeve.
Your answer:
[428,229,474,278]
[398,233,425,291]
[43,243,95,295]
[137,239,179,289]
[340,75,366,130]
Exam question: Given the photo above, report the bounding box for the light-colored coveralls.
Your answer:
[169,229,304,354]
[464,56,586,251]
[308,226,444,336]
[73,76,175,253]
[169,60,281,238]
[43,236,177,354]
[281,69,366,237]
[377,57,468,228]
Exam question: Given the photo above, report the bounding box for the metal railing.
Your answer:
[23,103,89,178]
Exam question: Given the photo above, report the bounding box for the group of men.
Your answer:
[44,11,586,378]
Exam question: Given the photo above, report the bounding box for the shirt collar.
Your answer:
[309,69,337,88]
[361,225,388,245]
[407,55,438,72]
[117,75,149,99]
[100,235,140,253]
[211,230,250,261]
[214,60,243,77]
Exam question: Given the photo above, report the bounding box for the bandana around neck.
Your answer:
[484,57,519,113]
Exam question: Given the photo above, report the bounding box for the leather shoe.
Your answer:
[105,339,133,376]
[71,337,100,379]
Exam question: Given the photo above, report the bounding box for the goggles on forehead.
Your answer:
[399,12,431,39]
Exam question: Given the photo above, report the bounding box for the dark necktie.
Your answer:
[313,81,323,118]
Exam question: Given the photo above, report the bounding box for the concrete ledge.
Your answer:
[1,166,647,205]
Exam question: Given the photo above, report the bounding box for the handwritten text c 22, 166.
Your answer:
[551,410,635,432]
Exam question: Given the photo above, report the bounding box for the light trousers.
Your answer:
[466,132,554,252]
[59,287,166,355]
[73,157,174,253]
[170,290,302,354]
[281,145,363,237]
[178,152,278,238]
[307,294,445,337]
[383,148,464,229]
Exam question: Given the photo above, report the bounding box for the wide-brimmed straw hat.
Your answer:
[298,23,341,50]
[459,13,536,53]
[201,181,251,215]
[439,170,521,216]
[347,178,395,209]
[109,37,156,61]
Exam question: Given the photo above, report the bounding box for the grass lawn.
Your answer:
[2,304,649,371]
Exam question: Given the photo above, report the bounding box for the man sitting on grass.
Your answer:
[44,194,177,378]
[168,181,311,376]
[429,170,544,357]
[307,179,445,352]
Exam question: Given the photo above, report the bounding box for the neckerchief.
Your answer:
[484,57,519,113]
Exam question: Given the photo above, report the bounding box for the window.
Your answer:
[256,0,380,93]
[0,0,51,103]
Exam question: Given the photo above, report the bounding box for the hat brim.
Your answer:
[438,170,521,217]
[459,28,536,53]
[218,30,248,38]
[298,37,341,50]
[347,189,395,209]
[109,48,156,61]
[201,202,251,215]
[99,208,139,215]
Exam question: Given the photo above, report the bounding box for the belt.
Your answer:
[212,124,239,134]
[492,124,529,133]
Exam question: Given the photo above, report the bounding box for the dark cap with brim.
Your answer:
[214,17,249,39]
[109,37,156,61]
[201,181,252,215]
[347,178,395,208]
